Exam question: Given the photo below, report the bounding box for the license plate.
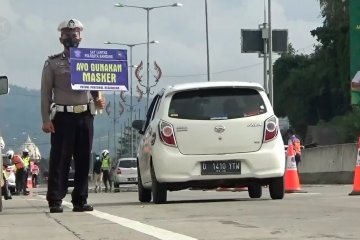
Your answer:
[127,177,137,181]
[201,161,241,175]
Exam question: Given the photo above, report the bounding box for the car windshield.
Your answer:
[118,160,137,168]
[168,88,266,120]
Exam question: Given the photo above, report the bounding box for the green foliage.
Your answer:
[274,0,350,140]
[319,109,360,143]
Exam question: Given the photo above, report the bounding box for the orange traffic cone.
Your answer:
[349,136,360,195]
[285,143,306,193]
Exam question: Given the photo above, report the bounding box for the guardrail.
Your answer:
[299,143,357,184]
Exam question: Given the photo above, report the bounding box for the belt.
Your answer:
[55,104,88,113]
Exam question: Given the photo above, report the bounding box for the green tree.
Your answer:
[274,0,350,139]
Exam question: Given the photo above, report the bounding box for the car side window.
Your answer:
[143,95,160,132]
[152,96,163,120]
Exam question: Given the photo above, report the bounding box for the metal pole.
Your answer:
[113,91,116,160]
[263,23,268,93]
[127,118,130,156]
[108,130,110,150]
[205,0,210,82]
[119,123,122,157]
[129,46,134,158]
[263,1,268,93]
[146,9,150,111]
[268,0,273,106]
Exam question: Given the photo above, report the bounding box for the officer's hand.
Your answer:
[95,97,105,109]
[42,121,55,133]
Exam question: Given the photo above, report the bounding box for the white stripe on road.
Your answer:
[88,209,197,240]
[37,195,197,240]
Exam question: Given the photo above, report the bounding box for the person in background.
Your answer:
[1,161,12,200]
[101,149,112,193]
[6,150,29,195]
[287,129,302,170]
[31,161,40,188]
[93,155,102,193]
[22,149,31,191]
[40,19,105,213]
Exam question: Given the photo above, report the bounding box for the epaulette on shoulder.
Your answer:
[48,53,62,59]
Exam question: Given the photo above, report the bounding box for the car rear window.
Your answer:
[118,160,137,168]
[168,88,266,120]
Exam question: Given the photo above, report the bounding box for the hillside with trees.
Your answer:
[273,0,357,143]
[0,85,146,159]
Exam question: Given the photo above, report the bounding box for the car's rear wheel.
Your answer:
[248,183,262,198]
[269,177,285,200]
[150,164,167,204]
[138,168,151,203]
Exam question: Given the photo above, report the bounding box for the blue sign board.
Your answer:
[70,48,128,91]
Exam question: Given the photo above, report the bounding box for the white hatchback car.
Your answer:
[112,158,138,188]
[132,81,285,204]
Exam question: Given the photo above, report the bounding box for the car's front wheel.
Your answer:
[248,183,262,198]
[150,164,167,204]
[269,177,284,200]
[138,168,151,203]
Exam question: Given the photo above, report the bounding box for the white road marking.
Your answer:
[287,192,321,195]
[37,195,197,240]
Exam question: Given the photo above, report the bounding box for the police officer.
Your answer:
[41,19,105,213]
[287,129,302,170]
[100,150,112,193]
[6,150,28,195]
[22,149,31,191]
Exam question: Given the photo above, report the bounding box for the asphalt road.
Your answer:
[0,184,359,240]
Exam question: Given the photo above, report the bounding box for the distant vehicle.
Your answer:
[132,81,286,204]
[112,158,137,188]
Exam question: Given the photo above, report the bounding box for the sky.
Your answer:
[0,0,322,95]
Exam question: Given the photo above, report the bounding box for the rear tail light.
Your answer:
[117,168,122,174]
[263,116,279,142]
[158,120,177,147]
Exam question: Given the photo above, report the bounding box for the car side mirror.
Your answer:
[0,76,9,95]
[132,120,145,135]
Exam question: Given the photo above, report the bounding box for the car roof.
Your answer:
[164,81,264,97]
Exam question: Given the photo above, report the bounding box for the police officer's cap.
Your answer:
[58,19,84,32]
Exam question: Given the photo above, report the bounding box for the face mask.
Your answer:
[62,38,80,49]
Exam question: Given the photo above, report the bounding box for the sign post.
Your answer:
[241,27,288,106]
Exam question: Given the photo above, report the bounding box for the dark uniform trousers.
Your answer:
[46,110,93,207]
[15,168,25,193]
